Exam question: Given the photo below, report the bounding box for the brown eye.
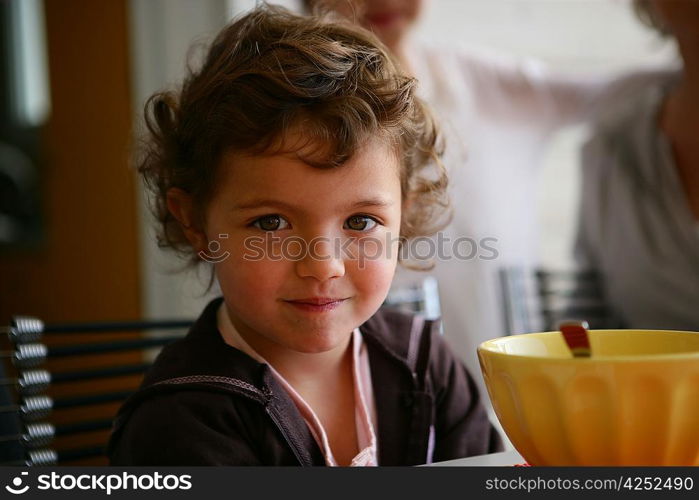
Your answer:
[344,215,377,231]
[252,215,289,231]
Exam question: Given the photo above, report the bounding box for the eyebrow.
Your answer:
[232,197,395,212]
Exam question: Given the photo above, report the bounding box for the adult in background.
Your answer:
[574,0,698,330]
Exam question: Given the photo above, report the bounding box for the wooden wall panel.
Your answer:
[0,0,141,323]
[0,0,142,466]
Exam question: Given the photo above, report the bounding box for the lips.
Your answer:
[287,297,346,305]
[284,297,349,313]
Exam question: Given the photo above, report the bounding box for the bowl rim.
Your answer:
[477,329,699,362]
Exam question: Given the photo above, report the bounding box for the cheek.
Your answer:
[214,255,286,306]
[347,239,398,298]
[361,258,396,288]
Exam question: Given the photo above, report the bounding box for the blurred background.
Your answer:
[0,0,679,465]
[0,0,676,325]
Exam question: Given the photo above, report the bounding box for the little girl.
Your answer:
[108,4,501,466]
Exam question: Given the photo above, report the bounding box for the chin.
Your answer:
[292,329,352,354]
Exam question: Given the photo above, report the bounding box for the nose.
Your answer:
[294,236,345,281]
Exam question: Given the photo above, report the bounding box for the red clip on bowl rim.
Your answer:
[559,320,591,358]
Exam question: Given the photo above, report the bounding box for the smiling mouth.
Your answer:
[284,297,349,312]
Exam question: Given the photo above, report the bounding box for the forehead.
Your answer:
[215,138,402,211]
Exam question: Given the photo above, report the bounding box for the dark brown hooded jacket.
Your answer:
[108,298,502,465]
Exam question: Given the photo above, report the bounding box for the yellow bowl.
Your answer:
[478,330,699,466]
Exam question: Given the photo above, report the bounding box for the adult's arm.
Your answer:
[452,45,672,131]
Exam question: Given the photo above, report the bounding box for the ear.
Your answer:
[166,188,208,254]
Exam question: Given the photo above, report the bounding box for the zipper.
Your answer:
[152,375,268,404]
[264,404,310,466]
[153,374,310,465]
[361,316,429,392]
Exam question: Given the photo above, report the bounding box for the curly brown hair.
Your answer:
[138,3,449,267]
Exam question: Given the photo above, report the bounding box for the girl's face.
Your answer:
[322,0,424,51]
[200,138,402,356]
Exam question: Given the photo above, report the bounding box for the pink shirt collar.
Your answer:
[217,303,378,466]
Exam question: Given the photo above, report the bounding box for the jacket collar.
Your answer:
[139,297,267,389]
